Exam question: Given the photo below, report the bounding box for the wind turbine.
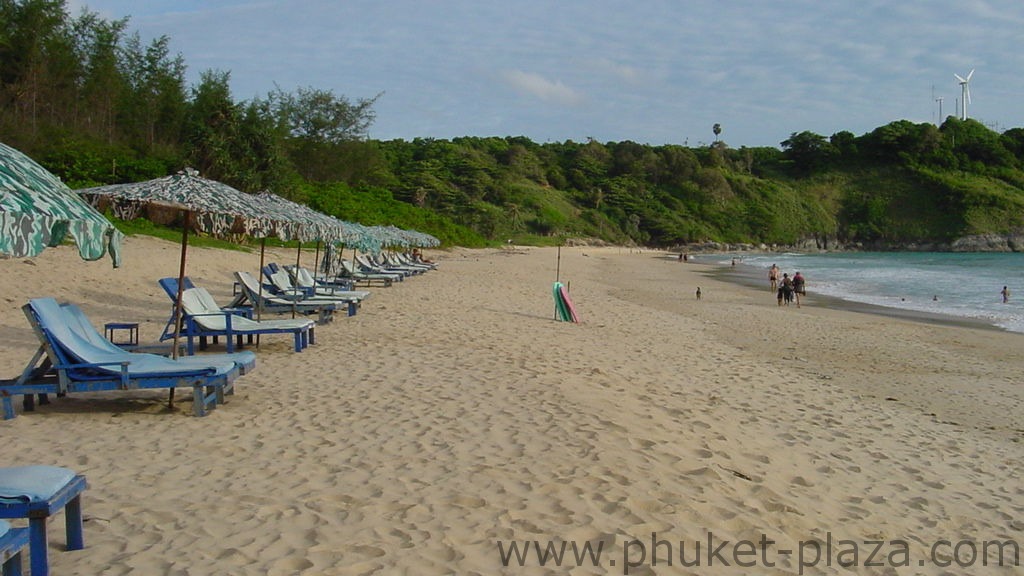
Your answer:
[954,69,974,120]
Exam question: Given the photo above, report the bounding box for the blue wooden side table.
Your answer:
[103,322,139,348]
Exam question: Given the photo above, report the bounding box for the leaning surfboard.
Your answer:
[553,282,571,321]
[558,283,580,323]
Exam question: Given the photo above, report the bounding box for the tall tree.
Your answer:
[266,85,381,182]
[269,85,380,144]
[120,32,186,150]
[184,69,238,179]
[0,0,74,136]
[70,9,129,140]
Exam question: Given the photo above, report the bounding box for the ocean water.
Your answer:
[715,252,1024,333]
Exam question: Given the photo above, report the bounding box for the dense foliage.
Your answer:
[4,0,1024,248]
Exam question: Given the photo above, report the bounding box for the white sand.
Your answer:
[0,237,1021,575]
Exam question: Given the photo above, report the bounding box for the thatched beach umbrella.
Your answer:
[0,141,123,265]
[78,168,296,365]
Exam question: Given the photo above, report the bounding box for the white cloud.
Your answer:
[502,70,584,106]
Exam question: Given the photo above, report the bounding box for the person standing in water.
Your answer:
[769,264,779,292]
[1001,286,1010,303]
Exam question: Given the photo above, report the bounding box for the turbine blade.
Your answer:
[966,68,975,81]
[954,73,966,83]
[966,86,971,104]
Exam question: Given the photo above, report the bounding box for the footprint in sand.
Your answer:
[628,438,657,450]
[450,495,487,509]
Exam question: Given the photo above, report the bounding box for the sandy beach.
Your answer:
[1,237,1022,575]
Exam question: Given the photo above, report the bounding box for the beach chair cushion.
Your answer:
[0,466,75,504]
[0,466,87,576]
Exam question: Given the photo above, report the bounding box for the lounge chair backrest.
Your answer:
[235,271,262,295]
[158,277,196,301]
[295,267,316,288]
[60,303,131,354]
[356,255,377,270]
[181,287,217,315]
[234,271,289,306]
[194,287,223,313]
[181,288,232,331]
[341,260,356,274]
[269,270,295,292]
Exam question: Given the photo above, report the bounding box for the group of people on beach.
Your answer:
[769,264,805,307]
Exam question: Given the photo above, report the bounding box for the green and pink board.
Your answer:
[552,282,579,323]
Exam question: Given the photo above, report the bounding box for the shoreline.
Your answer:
[705,260,1008,333]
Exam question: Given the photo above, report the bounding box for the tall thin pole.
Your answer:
[556,244,562,283]
[313,241,321,279]
[257,238,266,322]
[292,241,301,318]
[171,215,189,360]
[169,209,191,409]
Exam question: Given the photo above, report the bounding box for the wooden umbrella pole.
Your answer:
[169,210,191,409]
[258,238,266,322]
[293,242,301,318]
[556,244,562,283]
[313,241,321,280]
[335,244,345,279]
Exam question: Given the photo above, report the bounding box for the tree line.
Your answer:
[4,0,1024,248]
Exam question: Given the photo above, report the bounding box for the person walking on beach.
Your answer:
[696,287,702,300]
[778,273,794,306]
[792,271,806,307]
[1001,286,1010,303]
[769,264,779,292]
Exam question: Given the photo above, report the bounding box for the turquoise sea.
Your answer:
[713,252,1024,334]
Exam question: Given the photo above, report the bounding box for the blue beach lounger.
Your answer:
[0,466,87,576]
[0,298,245,419]
[157,277,259,347]
[179,287,315,354]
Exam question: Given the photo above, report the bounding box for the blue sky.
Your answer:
[67,0,1024,148]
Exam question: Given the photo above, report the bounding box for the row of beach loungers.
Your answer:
[0,252,436,573]
[3,251,439,419]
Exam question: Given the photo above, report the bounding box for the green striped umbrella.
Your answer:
[0,141,123,266]
[79,169,295,369]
